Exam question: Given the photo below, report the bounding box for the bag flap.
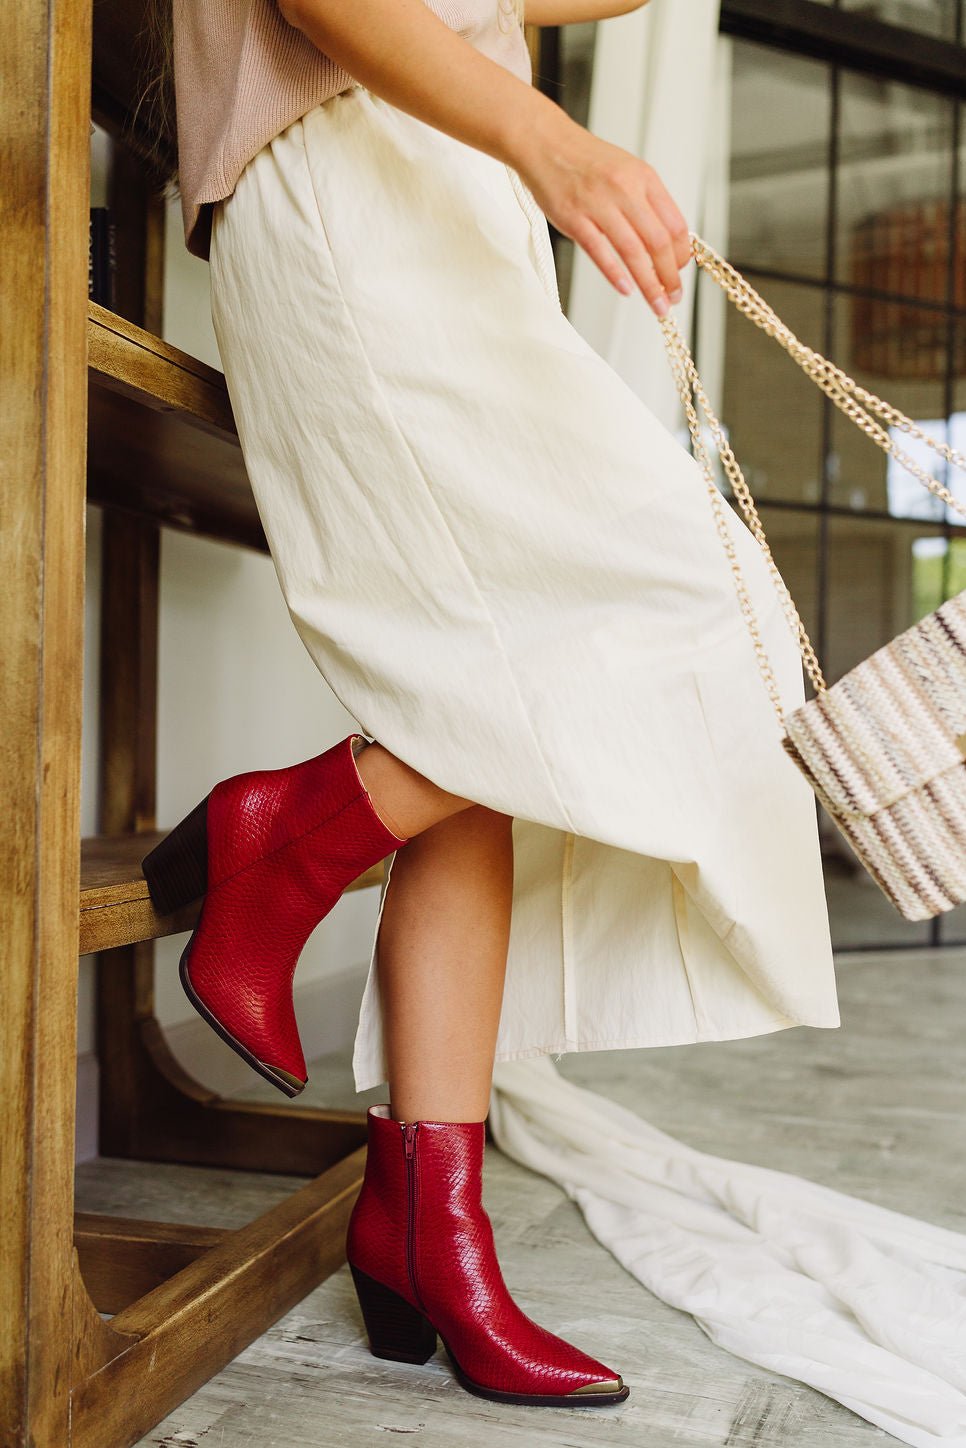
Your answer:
[782,592,966,818]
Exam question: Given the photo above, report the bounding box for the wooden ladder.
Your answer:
[4,3,546,1441]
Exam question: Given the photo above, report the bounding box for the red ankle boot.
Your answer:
[140,734,407,1096]
[346,1103,629,1407]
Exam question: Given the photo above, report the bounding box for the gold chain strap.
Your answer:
[659,232,966,733]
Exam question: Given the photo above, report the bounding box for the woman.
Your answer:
[142,0,840,1412]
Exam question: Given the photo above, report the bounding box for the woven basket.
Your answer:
[660,236,966,922]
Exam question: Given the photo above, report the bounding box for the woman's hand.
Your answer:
[514,117,692,318]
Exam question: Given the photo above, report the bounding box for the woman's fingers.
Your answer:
[570,215,640,300]
[644,166,693,270]
[618,201,681,301]
[587,207,675,316]
[515,124,692,314]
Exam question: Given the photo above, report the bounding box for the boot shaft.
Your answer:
[206,733,405,889]
[168,734,408,1092]
[347,1105,498,1314]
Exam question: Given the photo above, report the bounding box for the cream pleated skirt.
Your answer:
[207,85,841,1094]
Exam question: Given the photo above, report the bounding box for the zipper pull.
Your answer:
[403,1122,417,1159]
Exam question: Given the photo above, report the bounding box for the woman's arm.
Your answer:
[277,0,689,315]
[277,0,574,183]
[523,0,650,25]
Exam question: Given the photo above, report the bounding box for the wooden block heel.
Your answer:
[349,1263,438,1364]
[140,792,211,915]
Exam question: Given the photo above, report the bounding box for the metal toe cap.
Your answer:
[567,1375,624,1395]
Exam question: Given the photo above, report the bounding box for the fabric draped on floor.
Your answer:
[489,1056,966,1448]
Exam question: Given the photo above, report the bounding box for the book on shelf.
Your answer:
[89,206,116,309]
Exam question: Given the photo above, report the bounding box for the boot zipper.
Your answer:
[402,1122,425,1311]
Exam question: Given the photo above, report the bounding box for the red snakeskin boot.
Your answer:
[140,734,407,1097]
[346,1103,630,1407]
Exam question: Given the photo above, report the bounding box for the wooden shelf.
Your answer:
[79,829,385,955]
[87,302,268,552]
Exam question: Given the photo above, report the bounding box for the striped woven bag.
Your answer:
[660,235,966,922]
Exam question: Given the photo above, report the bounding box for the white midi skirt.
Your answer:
[207,85,841,1094]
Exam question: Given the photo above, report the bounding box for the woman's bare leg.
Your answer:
[352,739,513,1120]
[375,804,514,1123]
[354,739,476,837]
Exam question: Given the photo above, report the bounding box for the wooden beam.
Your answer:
[0,0,93,1441]
[71,1150,366,1448]
[719,0,966,97]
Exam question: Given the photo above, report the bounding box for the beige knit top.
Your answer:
[172,0,533,261]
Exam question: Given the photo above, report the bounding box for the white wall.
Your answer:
[78,129,381,1160]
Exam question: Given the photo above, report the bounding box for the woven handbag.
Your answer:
[659,234,966,923]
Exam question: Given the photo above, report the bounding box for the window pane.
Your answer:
[715,276,826,505]
[839,0,960,42]
[826,294,956,515]
[914,521,966,944]
[945,326,966,535]
[827,514,947,676]
[728,41,831,281]
[756,504,822,648]
[942,534,966,597]
[836,76,954,304]
[555,20,596,130]
[958,107,966,306]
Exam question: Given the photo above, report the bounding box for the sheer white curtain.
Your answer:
[489,11,966,1443]
[565,0,727,430]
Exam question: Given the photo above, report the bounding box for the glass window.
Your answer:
[825,294,955,515]
[957,105,966,305]
[839,0,961,43]
[756,503,823,658]
[826,514,947,675]
[939,895,966,945]
[835,75,954,304]
[948,320,966,536]
[728,42,832,281]
[550,9,966,952]
[715,275,827,506]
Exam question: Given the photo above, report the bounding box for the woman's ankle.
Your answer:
[354,740,473,838]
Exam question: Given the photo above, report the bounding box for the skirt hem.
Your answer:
[352,1008,843,1094]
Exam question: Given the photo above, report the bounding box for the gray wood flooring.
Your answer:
[74,945,966,1447]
